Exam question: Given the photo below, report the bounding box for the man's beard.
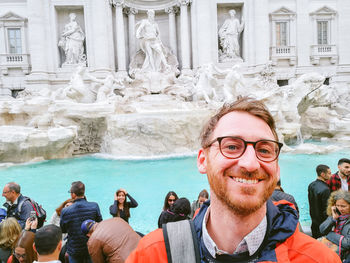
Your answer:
[207,161,277,217]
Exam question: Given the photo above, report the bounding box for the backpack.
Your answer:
[18,196,46,228]
[162,220,201,263]
[0,208,6,222]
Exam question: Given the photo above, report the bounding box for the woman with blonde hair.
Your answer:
[0,218,21,263]
[320,190,350,262]
[7,218,37,263]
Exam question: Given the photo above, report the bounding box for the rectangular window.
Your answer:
[317,21,328,45]
[276,22,287,46]
[7,28,22,54]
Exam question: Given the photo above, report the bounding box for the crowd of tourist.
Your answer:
[1,97,349,263]
[0,180,206,263]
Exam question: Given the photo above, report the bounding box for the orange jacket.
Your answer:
[127,200,341,263]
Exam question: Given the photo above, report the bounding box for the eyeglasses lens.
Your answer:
[14,253,26,259]
[219,137,280,162]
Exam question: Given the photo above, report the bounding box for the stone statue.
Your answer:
[218,9,244,62]
[58,13,86,65]
[87,73,125,102]
[193,64,220,104]
[135,10,170,72]
[52,65,95,103]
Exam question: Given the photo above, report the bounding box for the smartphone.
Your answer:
[29,211,37,221]
[335,208,341,215]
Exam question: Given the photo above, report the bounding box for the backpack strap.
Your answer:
[17,196,30,214]
[163,220,201,263]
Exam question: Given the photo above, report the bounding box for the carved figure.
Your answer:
[218,9,244,62]
[222,65,245,101]
[193,64,220,104]
[58,13,86,65]
[52,65,95,103]
[135,10,170,72]
[87,73,126,102]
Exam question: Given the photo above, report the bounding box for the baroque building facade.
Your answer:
[0,0,349,97]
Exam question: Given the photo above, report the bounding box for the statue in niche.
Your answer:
[135,10,170,72]
[218,9,244,62]
[58,13,86,66]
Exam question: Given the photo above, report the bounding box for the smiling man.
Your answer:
[126,97,340,263]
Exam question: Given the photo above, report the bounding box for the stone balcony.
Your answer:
[270,46,296,66]
[310,44,338,65]
[0,53,30,75]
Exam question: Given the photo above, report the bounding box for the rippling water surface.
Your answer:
[0,151,349,233]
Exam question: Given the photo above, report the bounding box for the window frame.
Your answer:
[275,21,288,46]
[7,27,22,54]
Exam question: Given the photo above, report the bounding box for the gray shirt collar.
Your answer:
[202,206,267,258]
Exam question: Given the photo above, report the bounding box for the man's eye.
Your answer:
[227,145,237,150]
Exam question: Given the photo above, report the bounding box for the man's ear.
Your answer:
[197,148,208,174]
[57,240,62,252]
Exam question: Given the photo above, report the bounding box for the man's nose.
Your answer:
[237,144,260,172]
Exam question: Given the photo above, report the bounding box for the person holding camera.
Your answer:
[320,190,350,262]
[2,182,36,229]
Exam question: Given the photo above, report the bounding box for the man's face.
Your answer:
[197,111,280,216]
[148,12,155,22]
[2,185,15,203]
[323,168,332,180]
[339,162,350,177]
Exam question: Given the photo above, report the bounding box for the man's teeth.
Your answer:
[232,177,258,184]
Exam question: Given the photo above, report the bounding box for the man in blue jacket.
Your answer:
[60,181,102,263]
[2,182,35,229]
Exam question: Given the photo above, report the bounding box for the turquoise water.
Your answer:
[0,151,349,234]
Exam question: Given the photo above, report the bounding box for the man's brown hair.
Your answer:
[200,97,278,148]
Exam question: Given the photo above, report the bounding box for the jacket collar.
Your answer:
[193,199,299,261]
[3,194,23,208]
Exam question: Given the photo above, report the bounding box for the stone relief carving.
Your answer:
[58,13,86,66]
[218,9,244,63]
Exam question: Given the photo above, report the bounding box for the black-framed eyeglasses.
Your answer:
[14,252,26,259]
[206,136,283,162]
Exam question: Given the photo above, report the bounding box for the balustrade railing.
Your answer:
[270,46,296,57]
[0,54,30,74]
[0,54,29,65]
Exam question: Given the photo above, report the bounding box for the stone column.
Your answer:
[27,0,48,76]
[338,0,350,64]
[245,0,255,65]
[0,22,5,54]
[112,0,127,73]
[165,6,178,55]
[127,7,138,60]
[92,0,113,73]
[179,0,191,72]
[254,0,269,64]
[296,0,310,67]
